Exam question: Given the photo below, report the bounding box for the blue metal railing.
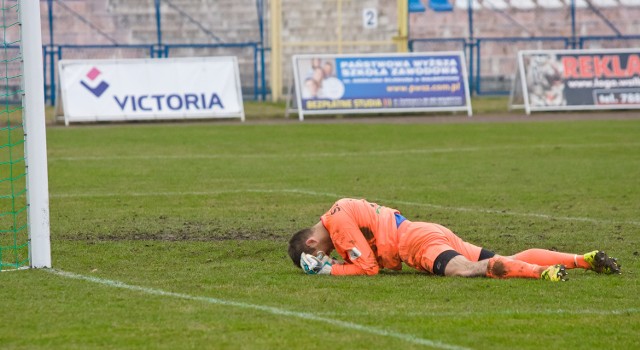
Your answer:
[579,35,640,49]
[474,37,571,95]
[42,43,267,104]
[40,0,269,105]
[409,35,638,95]
[408,0,629,95]
[408,38,470,88]
[164,43,263,100]
[35,0,640,103]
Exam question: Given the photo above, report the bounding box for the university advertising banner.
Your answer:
[291,52,472,120]
[517,49,640,114]
[58,57,244,125]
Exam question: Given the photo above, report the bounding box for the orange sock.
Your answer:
[513,249,589,269]
[486,256,544,279]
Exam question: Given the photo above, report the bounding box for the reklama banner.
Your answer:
[59,57,244,125]
[519,49,640,112]
[292,52,472,120]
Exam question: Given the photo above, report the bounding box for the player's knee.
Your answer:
[433,250,462,276]
[440,254,486,277]
[445,264,479,277]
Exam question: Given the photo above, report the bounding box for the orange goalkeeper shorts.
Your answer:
[397,221,483,274]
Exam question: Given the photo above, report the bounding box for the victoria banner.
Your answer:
[516,49,640,114]
[58,57,244,125]
[291,52,472,120]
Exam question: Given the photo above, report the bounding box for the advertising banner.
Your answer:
[517,49,640,114]
[291,52,472,120]
[59,57,244,125]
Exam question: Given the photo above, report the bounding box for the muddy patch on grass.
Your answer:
[62,222,287,242]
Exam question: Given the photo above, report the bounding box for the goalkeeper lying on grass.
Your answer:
[288,198,621,281]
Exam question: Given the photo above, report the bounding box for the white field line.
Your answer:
[49,142,640,161]
[0,266,29,273]
[47,269,470,350]
[50,188,640,227]
[315,308,640,318]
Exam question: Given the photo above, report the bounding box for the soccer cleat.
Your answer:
[583,250,621,274]
[541,264,568,282]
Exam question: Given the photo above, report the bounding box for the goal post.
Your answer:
[0,0,50,270]
[22,0,51,268]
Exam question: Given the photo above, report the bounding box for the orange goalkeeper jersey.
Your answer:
[320,198,404,275]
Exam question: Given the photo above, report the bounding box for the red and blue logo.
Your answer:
[80,67,110,97]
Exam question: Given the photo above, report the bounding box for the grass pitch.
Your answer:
[2,117,639,349]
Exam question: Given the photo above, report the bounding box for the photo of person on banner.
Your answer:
[299,57,344,100]
[302,77,320,99]
[526,54,566,107]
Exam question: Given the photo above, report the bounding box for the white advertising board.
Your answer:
[511,48,640,115]
[58,57,244,125]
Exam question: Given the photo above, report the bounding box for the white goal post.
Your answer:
[21,0,51,268]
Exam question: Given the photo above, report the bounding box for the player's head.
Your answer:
[288,228,315,268]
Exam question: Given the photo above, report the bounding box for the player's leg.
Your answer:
[433,251,566,281]
[486,255,567,280]
[506,249,584,268]
[398,222,451,274]
[439,253,487,277]
[398,222,497,276]
[434,224,566,280]
[505,249,621,274]
[398,222,564,280]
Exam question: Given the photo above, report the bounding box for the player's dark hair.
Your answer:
[288,228,315,269]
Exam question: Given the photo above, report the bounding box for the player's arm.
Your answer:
[329,222,379,276]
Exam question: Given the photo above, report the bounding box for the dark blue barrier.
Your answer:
[39,0,269,105]
[164,43,264,101]
[474,37,570,95]
[579,35,640,49]
[409,36,640,95]
[48,45,156,105]
[39,36,640,105]
[408,38,470,90]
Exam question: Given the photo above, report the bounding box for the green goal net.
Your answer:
[0,0,28,270]
[1,0,50,271]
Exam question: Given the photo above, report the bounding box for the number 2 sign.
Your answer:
[363,8,378,29]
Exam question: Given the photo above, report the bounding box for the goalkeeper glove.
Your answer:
[300,251,333,275]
